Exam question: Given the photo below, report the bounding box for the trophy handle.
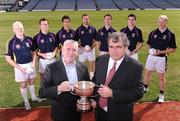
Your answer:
[69,84,77,96]
[90,85,100,97]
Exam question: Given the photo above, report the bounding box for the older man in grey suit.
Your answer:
[39,40,90,121]
[92,32,144,121]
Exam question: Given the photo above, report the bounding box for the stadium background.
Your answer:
[0,0,180,109]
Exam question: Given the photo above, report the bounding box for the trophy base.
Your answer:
[76,106,93,113]
[76,99,93,113]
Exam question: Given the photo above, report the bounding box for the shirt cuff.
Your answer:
[57,90,61,95]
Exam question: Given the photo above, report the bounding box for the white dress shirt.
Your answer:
[63,58,78,85]
[106,56,125,79]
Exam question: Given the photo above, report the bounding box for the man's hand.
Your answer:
[46,52,54,59]
[57,81,70,92]
[37,52,47,59]
[90,99,97,108]
[19,67,26,74]
[98,85,113,98]
[84,45,92,52]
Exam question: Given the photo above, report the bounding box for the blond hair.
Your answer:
[12,21,24,34]
[158,15,168,21]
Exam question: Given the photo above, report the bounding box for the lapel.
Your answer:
[59,57,68,81]
[75,61,81,81]
[100,55,109,85]
[108,55,129,86]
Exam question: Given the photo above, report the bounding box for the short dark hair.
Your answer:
[39,18,48,25]
[104,13,112,20]
[82,14,88,18]
[128,14,136,20]
[62,15,71,22]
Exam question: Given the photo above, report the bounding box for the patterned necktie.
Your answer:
[99,61,116,109]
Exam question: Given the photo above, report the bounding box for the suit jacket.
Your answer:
[93,54,144,121]
[39,58,90,121]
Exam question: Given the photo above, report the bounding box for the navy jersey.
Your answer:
[75,24,97,47]
[32,31,57,53]
[96,26,116,51]
[5,35,33,64]
[121,26,143,52]
[147,28,177,56]
[56,27,75,46]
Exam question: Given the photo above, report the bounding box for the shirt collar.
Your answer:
[103,26,113,31]
[126,26,136,31]
[40,31,49,36]
[158,27,168,33]
[62,57,76,66]
[14,35,25,41]
[62,27,71,32]
[81,24,90,29]
[109,55,125,70]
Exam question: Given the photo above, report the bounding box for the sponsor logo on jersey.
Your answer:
[49,38,53,42]
[25,42,30,47]
[100,32,104,36]
[62,34,66,38]
[154,34,157,39]
[163,35,167,40]
[40,39,44,44]
[132,33,135,37]
[89,29,92,33]
[16,44,21,49]
[81,31,84,34]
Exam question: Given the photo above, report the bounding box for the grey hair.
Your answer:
[108,32,130,47]
[63,39,79,50]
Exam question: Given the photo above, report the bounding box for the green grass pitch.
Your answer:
[0,10,179,108]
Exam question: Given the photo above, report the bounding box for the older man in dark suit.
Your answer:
[39,39,90,121]
[92,32,144,121]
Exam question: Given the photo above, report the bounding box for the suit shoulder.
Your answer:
[96,54,109,65]
[96,54,109,62]
[47,60,61,69]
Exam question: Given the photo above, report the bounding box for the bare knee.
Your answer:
[20,81,27,89]
[28,79,34,85]
[158,73,165,82]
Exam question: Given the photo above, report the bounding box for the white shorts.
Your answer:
[14,62,36,82]
[145,55,166,73]
[130,53,138,60]
[126,49,138,60]
[39,58,56,73]
[78,48,95,62]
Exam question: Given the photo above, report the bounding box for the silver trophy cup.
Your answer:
[70,81,98,112]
